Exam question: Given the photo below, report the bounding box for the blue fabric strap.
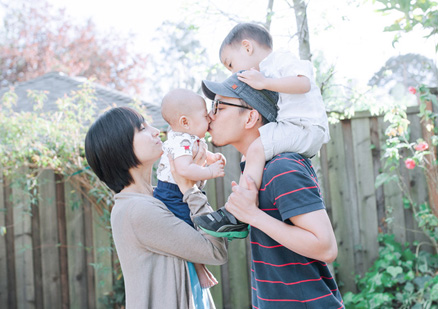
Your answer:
[187,262,211,309]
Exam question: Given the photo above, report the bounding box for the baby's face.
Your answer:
[220,45,259,73]
[188,100,210,138]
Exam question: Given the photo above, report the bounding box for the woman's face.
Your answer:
[133,122,163,166]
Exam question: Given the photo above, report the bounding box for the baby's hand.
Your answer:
[208,160,225,179]
[237,68,266,90]
[213,152,226,166]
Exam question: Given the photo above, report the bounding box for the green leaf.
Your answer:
[414,276,432,289]
[375,173,398,188]
[430,283,438,300]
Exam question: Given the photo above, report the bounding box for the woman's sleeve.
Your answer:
[129,189,228,265]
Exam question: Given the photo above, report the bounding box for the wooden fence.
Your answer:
[313,105,435,293]
[1,105,437,308]
[1,170,114,309]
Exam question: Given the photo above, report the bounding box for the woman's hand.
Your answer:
[168,154,197,194]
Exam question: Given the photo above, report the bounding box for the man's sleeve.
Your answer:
[264,157,325,221]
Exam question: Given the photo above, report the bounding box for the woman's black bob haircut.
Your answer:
[85,107,144,193]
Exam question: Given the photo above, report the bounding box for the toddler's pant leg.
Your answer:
[259,119,327,160]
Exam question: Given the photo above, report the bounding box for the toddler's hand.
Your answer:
[237,68,266,90]
[208,160,225,179]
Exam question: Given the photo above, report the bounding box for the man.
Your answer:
[194,73,343,308]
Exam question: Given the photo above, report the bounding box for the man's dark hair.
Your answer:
[238,98,269,125]
[85,107,144,193]
[219,23,273,57]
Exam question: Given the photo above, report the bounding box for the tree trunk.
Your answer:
[265,0,275,31]
[292,0,311,60]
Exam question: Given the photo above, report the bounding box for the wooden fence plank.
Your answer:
[341,119,366,276]
[55,174,70,309]
[325,122,357,292]
[213,144,251,309]
[4,177,16,309]
[370,116,387,234]
[205,144,223,309]
[65,182,88,308]
[0,172,9,307]
[31,179,43,309]
[92,206,113,308]
[351,118,379,273]
[313,144,337,277]
[38,170,62,308]
[13,174,35,309]
[83,197,96,309]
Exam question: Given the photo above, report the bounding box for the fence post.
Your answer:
[1,174,15,308]
[55,174,70,309]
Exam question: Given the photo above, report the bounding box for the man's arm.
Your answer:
[225,176,338,263]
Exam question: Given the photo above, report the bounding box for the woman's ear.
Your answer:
[244,110,260,128]
[241,39,254,55]
[179,116,190,128]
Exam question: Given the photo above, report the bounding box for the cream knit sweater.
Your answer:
[111,187,228,308]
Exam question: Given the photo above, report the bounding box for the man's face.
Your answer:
[208,94,251,147]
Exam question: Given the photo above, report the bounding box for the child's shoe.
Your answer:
[193,207,249,240]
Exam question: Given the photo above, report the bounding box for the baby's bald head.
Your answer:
[161,89,206,126]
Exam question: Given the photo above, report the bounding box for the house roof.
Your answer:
[0,72,168,130]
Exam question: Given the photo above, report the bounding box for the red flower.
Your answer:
[405,158,416,169]
[408,86,417,94]
[414,142,428,152]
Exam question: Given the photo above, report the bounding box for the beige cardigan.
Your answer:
[111,187,228,309]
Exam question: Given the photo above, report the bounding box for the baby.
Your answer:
[153,88,226,288]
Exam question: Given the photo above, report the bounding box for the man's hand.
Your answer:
[237,68,267,90]
[225,175,259,224]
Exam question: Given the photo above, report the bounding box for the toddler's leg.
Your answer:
[194,263,218,289]
[239,137,265,190]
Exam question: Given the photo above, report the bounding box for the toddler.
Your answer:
[153,88,226,288]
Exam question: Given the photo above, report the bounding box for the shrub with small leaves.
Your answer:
[343,234,438,308]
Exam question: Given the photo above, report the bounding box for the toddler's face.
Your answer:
[220,45,259,73]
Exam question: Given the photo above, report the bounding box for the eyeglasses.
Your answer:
[211,99,253,115]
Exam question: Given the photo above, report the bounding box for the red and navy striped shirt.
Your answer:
[248,152,343,309]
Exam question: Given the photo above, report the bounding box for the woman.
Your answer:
[85,107,227,308]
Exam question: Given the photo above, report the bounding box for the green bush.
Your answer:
[343,234,438,309]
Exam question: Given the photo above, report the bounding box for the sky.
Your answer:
[43,0,438,99]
